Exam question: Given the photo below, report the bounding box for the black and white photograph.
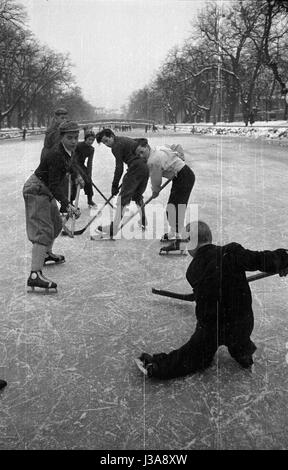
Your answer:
[1,0,288,454]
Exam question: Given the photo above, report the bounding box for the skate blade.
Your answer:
[27,286,58,294]
[159,250,188,256]
[134,358,148,376]
[44,260,65,266]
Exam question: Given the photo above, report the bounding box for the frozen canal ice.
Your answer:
[0,132,288,449]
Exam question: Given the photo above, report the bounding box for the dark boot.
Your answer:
[137,354,158,378]
[27,271,57,292]
[234,354,254,369]
[44,253,65,265]
[159,239,188,256]
[87,197,97,207]
[0,379,7,390]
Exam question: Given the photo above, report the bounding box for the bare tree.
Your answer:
[126,0,288,124]
[0,0,26,30]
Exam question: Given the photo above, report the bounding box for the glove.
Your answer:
[111,185,119,197]
[67,203,81,219]
[75,175,85,189]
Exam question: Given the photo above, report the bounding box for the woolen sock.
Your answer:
[45,240,55,255]
[31,243,48,272]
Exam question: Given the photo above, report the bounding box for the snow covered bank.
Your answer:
[166,121,288,144]
[0,127,45,140]
[1,121,288,144]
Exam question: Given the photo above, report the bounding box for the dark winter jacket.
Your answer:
[35,142,79,210]
[40,120,62,161]
[111,136,145,193]
[186,243,288,328]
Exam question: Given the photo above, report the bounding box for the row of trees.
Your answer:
[127,0,288,124]
[0,0,95,129]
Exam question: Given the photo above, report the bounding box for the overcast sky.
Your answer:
[22,0,207,110]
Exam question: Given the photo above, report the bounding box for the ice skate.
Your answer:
[87,198,97,209]
[27,271,57,294]
[44,252,65,265]
[91,223,115,241]
[159,239,188,256]
[160,231,177,243]
[0,379,7,390]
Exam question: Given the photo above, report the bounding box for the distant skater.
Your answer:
[23,121,84,293]
[95,129,149,236]
[136,221,288,379]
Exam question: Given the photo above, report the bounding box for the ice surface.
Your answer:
[0,131,288,450]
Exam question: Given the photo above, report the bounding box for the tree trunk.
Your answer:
[284,101,288,120]
[17,113,23,129]
[228,90,238,122]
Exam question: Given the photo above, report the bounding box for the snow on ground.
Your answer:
[1,119,288,143]
[160,120,288,144]
[0,132,288,450]
[0,127,45,140]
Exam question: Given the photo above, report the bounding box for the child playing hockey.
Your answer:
[135,139,195,254]
[136,221,288,379]
[95,129,149,236]
[71,130,96,207]
[23,121,84,293]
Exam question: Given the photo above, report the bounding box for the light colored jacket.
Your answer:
[148,145,185,194]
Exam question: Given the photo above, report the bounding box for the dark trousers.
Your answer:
[71,180,93,202]
[166,165,195,234]
[150,317,256,380]
[118,158,149,226]
[120,158,149,207]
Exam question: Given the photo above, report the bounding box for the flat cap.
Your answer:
[59,120,80,134]
[55,107,68,116]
